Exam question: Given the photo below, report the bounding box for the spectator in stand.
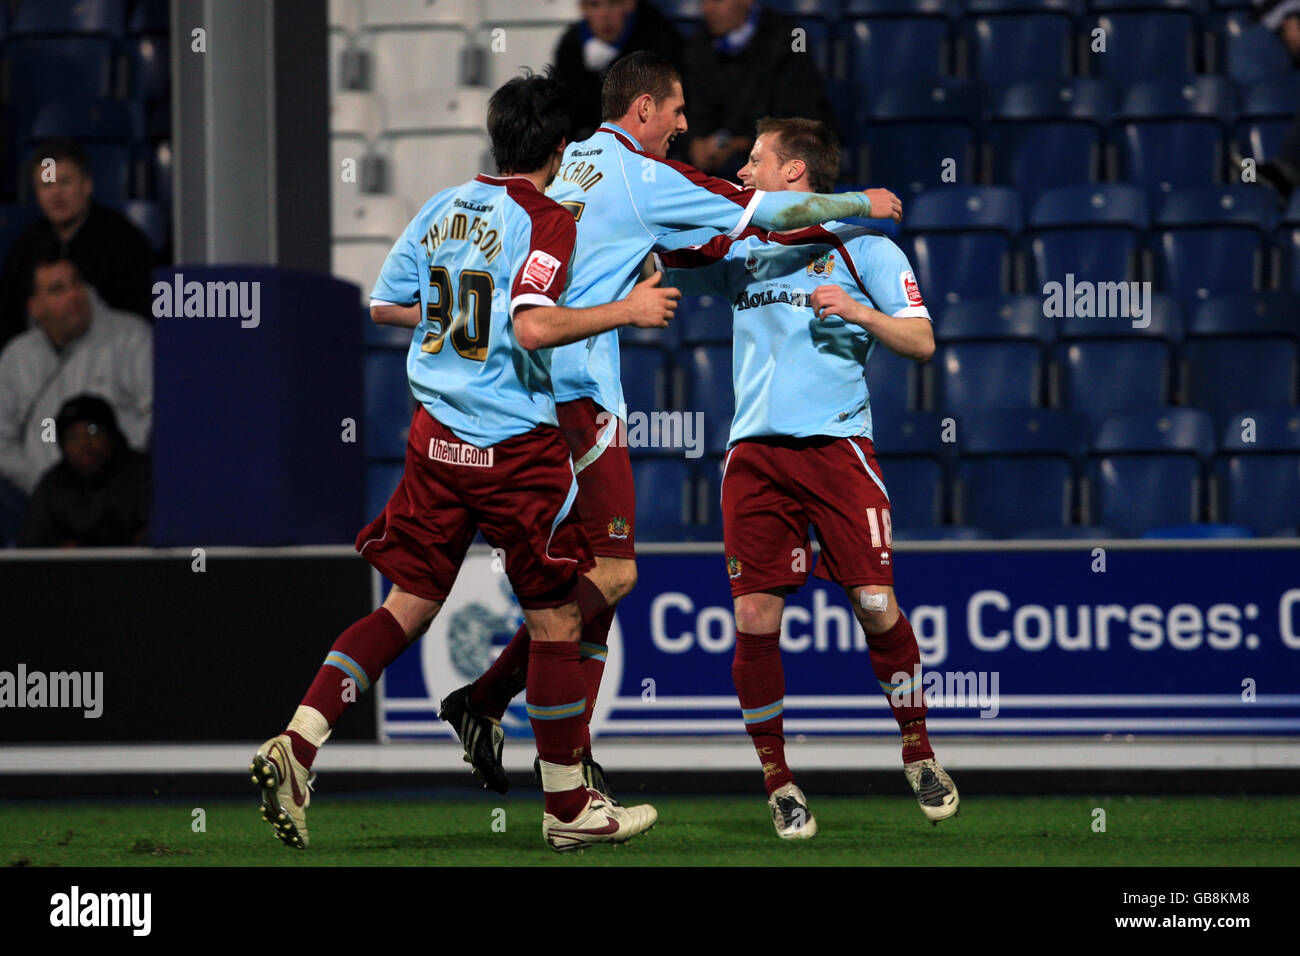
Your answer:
[1256,0,1300,199]
[679,0,834,178]
[0,249,152,520]
[18,394,150,548]
[0,139,156,350]
[555,0,683,142]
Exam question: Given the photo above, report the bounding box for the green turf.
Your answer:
[2,795,1296,866]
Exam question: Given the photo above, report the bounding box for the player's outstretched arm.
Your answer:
[810,284,935,361]
[752,187,902,231]
[370,303,421,328]
[514,272,680,351]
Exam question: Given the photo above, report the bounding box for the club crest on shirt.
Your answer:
[806,250,835,277]
[607,515,630,539]
[745,254,759,274]
[727,555,743,579]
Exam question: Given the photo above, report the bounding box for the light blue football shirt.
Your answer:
[659,223,931,445]
[370,174,577,448]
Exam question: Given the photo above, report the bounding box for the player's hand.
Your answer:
[624,271,680,328]
[862,188,902,223]
[810,284,863,326]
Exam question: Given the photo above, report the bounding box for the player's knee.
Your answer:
[594,560,637,604]
[853,587,897,636]
[734,601,780,635]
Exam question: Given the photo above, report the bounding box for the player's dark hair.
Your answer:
[26,138,91,183]
[487,67,574,174]
[755,117,841,194]
[26,243,80,298]
[600,50,681,121]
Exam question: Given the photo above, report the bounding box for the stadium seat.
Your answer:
[1153,186,1277,305]
[333,193,411,241]
[876,456,946,529]
[83,144,132,207]
[985,80,1113,192]
[483,0,571,22]
[333,240,394,304]
[385,88,490,134]
[677,294,733,345]
[149,140,173,204]
[891,525,992,541]
[865,341,917,414]
[1053,339,1174,433]
[928,341,1044,414]
[1141,523,1254,538]
[1025,184,1149,289]
[860,81,978,193]
[5,37,115,105]
[1223,19,1294,84]
[362,0,471,28]
[1012,525,1123,539]
[482,24,568,89]
[122,34,169,102]
[123,199,166,253]
[934,294,1055,344]
[368,28,468,101]
[28,99,135,144]
[1082,9,1197,86]
[1058,291,1183,341]
[1183,329,1298,430]
[1214,407,1300,534]
[621,345,670,416]
[1237,74,1300,161]
[1187,290,1297,336]
[960,9,1073,85]
[382,133,491,213]
[1085,406,1215,534]
[9,0,125,35]
[847,16,951,89]
[331,91,386,141]
[906,188,1021,306]
[682,346,735,455]
[1112,77,1237,195]
[632,459,695,541]
[364,350,414,459]
[129,0,169,35]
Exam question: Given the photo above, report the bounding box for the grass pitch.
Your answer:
[2,794,1296,866]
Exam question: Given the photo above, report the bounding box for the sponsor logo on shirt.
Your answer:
[733,287,812,311]
[428,438,494,467]
[807,251,836,277]
[522,250,561,290]
[901,270,923,306]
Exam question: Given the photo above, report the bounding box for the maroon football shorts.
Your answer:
[355,406,594,609]
[556,397,637,560]
[720,434,895,598]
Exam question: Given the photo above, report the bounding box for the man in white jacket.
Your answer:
[0,251,152,503]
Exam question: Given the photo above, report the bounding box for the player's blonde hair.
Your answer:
[755,117,840,194]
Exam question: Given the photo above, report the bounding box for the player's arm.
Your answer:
[514,273,679,350]
[810,286,934,361]
[368,222,423,328]
[369,302,420,328]
[652,234,736,298]
[810,238,935,362]
[750,186,902,229]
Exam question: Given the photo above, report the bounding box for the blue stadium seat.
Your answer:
[962,407,1089,456]
[960,10,1073,85]
[1214,407,1300,534]
[934,294,1055,344]
[1154,186,1278,305]
[1025,184,1150,288]
[621,345,670,416]
[1236,118,1290,164]
[365,463,404,523]
[1141,523,1254,538]
[1054,339,1173,433]
[632,459,695,541]
[10,0,125,35]
[123,199,166,253]
[847,17,951,89]
[149,140,173,203]
[1083,10,1197,85]
[865,344,917,414]
[1184,342,1298,429]
[956,455,1075,536]
[860,81,978,193]
[129,0,169,35]
[871,410,952,456]
[619,321,680,351]
[1086,406,1215,534]
[985,80,1112,191]
[928,342,1044,414]
[83,143,132,207]
[364,351,414,459]
[1113,78,1237,195]
[1058,291,1184,341]
[1224,19,1293,85]
[844,0,960,14]
[1013,525,1122,539]
[5,37,115,105]
[122,34,170,102]
[1188,291,1298,336]
[682,346,734,455]
[1241,72,1300,120]
[677,293,733,345]
[905,187,1023,307]
[876,457,945,529]
[28,99,135,144]
[891,525,992,540]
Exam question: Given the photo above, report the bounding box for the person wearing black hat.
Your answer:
[17,394,150,548]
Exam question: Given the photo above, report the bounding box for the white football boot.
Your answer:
[251,734,315,849]
[905,758,959,824]
[542,788,657,852]
[768,782,818,839]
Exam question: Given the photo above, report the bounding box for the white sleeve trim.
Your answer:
[893,306,931,320]
[510,292,557,317]
[728,189,764,239]
[368,298,402,308]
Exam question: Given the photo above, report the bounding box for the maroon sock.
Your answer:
[291,607,409,768]
[526,639,588,821]
[867,613,935,764]
[574,576,614,756]
[732,629,793,795]
[469,623,531,720]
